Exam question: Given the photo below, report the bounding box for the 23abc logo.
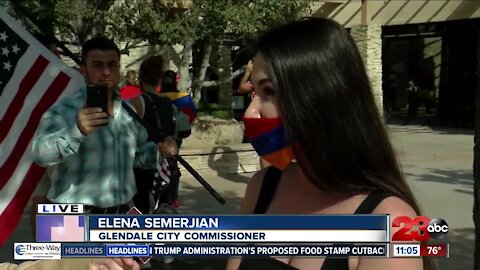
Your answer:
[392,216,448,241]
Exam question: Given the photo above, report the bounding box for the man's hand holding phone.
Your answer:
[158,136,179,157]
[77,107,108,135]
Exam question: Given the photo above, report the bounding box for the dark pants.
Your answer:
[134,158,181,213]
[385,87,397,111]
[408,92,418,118]
[168,172,180,203]
[133,168,155,214]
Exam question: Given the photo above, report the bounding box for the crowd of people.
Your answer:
[4,16,432,270]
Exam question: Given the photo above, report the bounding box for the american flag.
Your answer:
[0,9,84,246]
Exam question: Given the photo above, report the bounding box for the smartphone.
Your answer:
[86,84,108,113]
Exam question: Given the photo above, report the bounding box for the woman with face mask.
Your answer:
[227,18,433,270]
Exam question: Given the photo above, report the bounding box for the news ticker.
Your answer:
[14,243,449,260]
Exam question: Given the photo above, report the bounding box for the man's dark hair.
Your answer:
[81,36,120,64]
[139,55,164,86]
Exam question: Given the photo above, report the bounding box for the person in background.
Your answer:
[0,257,140,270]
[160,70,197,127]
[129,63,191,213]
[119,70,141,100]
[129,57,173,215]
[238,59,270,169]
[129,58,185,266]
[161,70,179,92]
[407,79,419,120]
[385,72,399,113]
[158,70,194,208]
[227,18,432,270]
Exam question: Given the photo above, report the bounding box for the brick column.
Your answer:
[423,37,442,98]
[350,24,383,116]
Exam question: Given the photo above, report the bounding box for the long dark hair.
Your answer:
[161,70,179,92]
[255,18,433,269]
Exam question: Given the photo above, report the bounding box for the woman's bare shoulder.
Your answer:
[372,196,418,217]
[356,196,423,270]
[239,168,270,214]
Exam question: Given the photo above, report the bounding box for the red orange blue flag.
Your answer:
[161,92,196,124]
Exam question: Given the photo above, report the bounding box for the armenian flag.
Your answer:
[243,117,295,170]
[161,92,196,124]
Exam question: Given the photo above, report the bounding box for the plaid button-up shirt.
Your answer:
[32,88,157,208]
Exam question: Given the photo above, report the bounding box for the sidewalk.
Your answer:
[387,124,474,270]
[0,124,474,269]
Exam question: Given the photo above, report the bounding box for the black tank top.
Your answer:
[239,167,392,270]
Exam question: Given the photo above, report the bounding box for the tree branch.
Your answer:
[201,66,245,88]
[180,40,193,66]
[177,40,193,92]
[192,43,213,103]
[120,41,130,55]
[168,45,183,67]
[11,5,82,65]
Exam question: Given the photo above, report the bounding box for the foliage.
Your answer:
[2,0,116,45]
[2,0,313,102]
[226,0,312,44]
[197,101,233,120]
[110,0,312,103]
[111,0,311,47]
[198,110,232,120]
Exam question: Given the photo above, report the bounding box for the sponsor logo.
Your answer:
[14,243,61,260]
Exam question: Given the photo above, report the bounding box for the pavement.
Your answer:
[0,121,475,270]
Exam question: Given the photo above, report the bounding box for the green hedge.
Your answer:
[197,102,233,120]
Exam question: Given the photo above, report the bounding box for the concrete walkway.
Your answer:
[0,124,474,269]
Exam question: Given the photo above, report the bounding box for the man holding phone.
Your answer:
[32,36,177,214]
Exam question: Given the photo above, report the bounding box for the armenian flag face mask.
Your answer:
[243,117,296,170]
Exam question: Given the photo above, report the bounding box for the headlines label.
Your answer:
[62,244,105,257]
[105,244,150,257]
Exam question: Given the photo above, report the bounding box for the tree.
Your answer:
[111,0,313,103]
[2,0,313,103]
[0,0,136,62]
